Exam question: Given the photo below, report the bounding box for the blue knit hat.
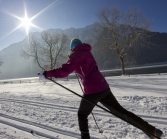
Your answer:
[70,38,82,50]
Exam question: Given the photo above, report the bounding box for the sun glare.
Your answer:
[0,0,59,40]
[20,13,33,33]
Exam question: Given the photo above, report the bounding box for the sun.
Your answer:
[1,0,58,39]
[20,13,33,34]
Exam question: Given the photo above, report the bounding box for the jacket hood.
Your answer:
[72,43,91,52]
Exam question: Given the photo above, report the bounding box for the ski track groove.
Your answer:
[0,113,81,139]
[0,98,166,125]
[0,119,59,139]
[0,113,105,139]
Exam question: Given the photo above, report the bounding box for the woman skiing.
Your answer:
[42,38,163,139]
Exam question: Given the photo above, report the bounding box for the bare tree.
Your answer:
[22,31,69,71]
[96,7,151,75]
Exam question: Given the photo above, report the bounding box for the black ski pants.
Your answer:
[78,87,155,139]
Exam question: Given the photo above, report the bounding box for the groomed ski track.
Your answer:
[0,98,166,139]
[0,98,166,125]
[0,113,80,139]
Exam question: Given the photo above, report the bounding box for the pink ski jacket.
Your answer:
[46,43,109,94]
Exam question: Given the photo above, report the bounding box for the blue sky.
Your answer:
[0,0,167,51]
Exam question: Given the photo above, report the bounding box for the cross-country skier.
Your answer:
[41,38,163,139]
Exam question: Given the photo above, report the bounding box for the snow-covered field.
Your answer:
[0,73,167,139]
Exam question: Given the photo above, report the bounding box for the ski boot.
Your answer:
[150,128,163,139]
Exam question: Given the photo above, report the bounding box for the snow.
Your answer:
[0,73,167,139]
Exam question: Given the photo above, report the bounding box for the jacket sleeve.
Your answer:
[46,52,82,78]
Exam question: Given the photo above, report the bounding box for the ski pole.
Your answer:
[46,77,160,139]
[75,73,103,133]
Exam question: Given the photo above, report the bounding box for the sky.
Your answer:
[0,0,167,51]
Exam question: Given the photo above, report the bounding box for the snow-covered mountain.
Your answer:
[0,24,95,80]
[0,38,40,79]
[0,23,167,80]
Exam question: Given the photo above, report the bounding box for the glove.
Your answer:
[43,71,47,78]
[38,73,46,85]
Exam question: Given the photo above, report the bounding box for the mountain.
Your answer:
[0,24,167,80]
[91,31,167,69]
[136,32,167,65]
[0,38,41,80]
[0,25,94,80]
